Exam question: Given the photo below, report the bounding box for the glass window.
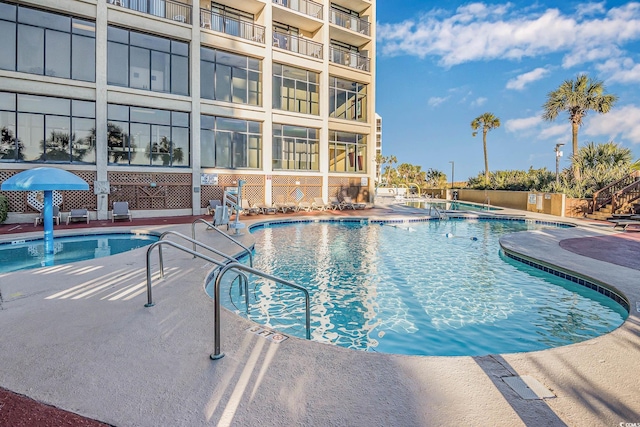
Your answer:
[200,46,261,106]
[107,26,189,95]
[5,4,95,81]
[272,124,319,170]
[107,104,190,167]
[17,113,44,162]
[329,76,368,122]
[200,114,261,169]
[273,64,319,115]
[329,130,367,173]
[0,110,18,161]
[72,117,95,164]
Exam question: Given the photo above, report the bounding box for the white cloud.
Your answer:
[506,68,550,90]
[428,96,449,107]
[378,2,640,68]
[539,124,568,139]
[597,57,640,83]
[584,104,640,144]
[471,97,487,107]
[505,115,541,132]
[576,2,606,17]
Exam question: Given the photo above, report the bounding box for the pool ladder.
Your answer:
[430,205,448,219]
[143,223,311,361]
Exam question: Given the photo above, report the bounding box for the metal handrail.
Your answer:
[329,8,370,35]
[109,0,192,24]
[483,197,490,210]
[430,205,447,219]
[272,0,323,19]
[200,9,265,43]
[273,32,323,59]
[159,230,239,266]
[192,219,253,267]
[329,45,369,71]
[211,262,311,360]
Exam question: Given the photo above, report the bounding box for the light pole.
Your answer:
[555,144,564,185]
[448,161,454,189]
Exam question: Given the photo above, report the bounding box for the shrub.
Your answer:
[0,194,8,223]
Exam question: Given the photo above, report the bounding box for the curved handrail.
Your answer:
[408,182,421,197]
[211,262,311,360]
[158,230,239,272]
[192,218,253,267]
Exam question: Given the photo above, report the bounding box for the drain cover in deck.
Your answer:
[502,375,555,400]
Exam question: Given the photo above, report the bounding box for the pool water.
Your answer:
[0,233,159,273]
[218,220,627,356]
[407,200,501,212]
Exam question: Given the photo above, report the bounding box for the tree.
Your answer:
[384,155,397,185]
[471,112,501,185]
[425,168,447,188]
[542,74,618,181]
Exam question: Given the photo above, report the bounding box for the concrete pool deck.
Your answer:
[0,205,639,426]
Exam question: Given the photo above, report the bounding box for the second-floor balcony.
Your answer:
[200,9,265,43]
[273,32,323,59]
[108,0,192,24]
[272,0,322,19]
[330,45,369,71]
[330,9,370,36]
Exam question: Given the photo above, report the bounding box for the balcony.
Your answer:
[329,8,370,46]
[200,9,265,43]
[330,45,369,71]
[273,32,322,59]
[272,0,323,32]
[107,0,192,24]
[330,0,370,14]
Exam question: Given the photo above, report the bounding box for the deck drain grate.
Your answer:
[502,375,555,400]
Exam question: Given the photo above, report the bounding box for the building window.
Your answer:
[200,47,261,105]
[107,26,189,96]
[329,77,367,122]
[273,124,319,171]
[0,1,95,82]
[107,104,189,167]
[0,92,96,163]
[200,115,261,169]
[273,64,319,115]
[329,131,366,173]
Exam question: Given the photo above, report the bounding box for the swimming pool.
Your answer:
[215,219,627,356]
[406,200,501,212]
[0,233,159,273]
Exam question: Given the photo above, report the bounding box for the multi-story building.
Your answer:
[375,112,381,183]
[0,0,376,221]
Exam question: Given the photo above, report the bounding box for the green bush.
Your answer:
[0,194,8,223]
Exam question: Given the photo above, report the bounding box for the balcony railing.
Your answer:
[200,9,265,43]
[108,0,192,24]
[330,8,370,36]
[273,0,323,19]
[273,32,323,59]
[330,45,369,71]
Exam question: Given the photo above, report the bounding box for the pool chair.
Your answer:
[328,196,344,211]
[34,206,61,226]
[257,203,277,214]
[66,208,89,225]
[312,197,330,211]
[274,196,297,213]
[213,205,230,230]
[342,196,366,210]
[206,200,221,215]
[298,201,312,212]
[241,199,260,215]
[111,201,132,222]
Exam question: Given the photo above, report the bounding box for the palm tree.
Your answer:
[471,112,501,185]
[542,74,618,181]
[385,155,397,185]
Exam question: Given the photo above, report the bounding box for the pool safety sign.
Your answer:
[247,326,288,344]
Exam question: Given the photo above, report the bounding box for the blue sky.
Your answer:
[375,1,640,181]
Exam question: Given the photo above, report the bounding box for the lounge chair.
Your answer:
[66,208,89,225]
[206,200,221,215]
[34,206,61,226]
[343,196,366,209]
[213,205,230,230]
[312,197,330,211]
[257,203,277,214]
[241,200,260,215]
[112,201,132,222]
[328,196,344,211]
[298,201,312,212]
[274,196,297,213]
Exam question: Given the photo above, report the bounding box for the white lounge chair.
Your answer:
[66,208,89,225]
[241,200,260,215]
[343,196,366,209]
[257,203,277,214]
[112,201,132,222]
[34,206,61,226]
[328,197,344,211]
[206,200,221,215]
[298,201,312,212]
[312,197,329,211]
[213,205,230,230]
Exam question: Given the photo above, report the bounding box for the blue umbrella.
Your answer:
[2,167,89,254]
